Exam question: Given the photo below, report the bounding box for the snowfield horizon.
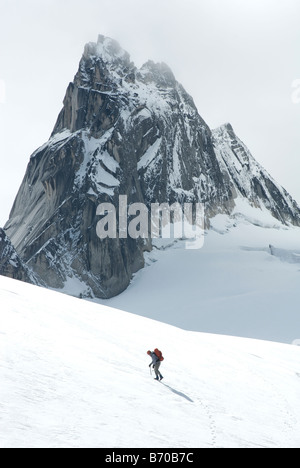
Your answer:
[94,206,300,345]
[1,274,300,449]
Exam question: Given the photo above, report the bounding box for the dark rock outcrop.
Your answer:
[0,228,38,284]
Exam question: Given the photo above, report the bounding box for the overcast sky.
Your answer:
[0,0,299,226]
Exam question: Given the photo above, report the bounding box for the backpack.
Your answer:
[154,348,164,361]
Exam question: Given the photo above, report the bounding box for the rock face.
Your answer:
[0,228,39,284]
[3,35,300,298]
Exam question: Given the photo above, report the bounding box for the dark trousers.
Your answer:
[154,361,162,379]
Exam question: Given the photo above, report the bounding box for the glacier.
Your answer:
[1,275,300,448]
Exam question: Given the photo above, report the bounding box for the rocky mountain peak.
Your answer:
[83,34,131,66]
[214,122,234,136]
[2,35,300,299]
[138,60,176,87]
[51,35,137,136]
[212,123,300,225]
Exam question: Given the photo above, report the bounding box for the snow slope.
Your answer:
[100,208,300,345]
[1,275,300,448]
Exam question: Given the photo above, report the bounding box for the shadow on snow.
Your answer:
[160,382,194,403]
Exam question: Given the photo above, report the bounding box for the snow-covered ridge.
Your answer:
[30,129,74,159]
[212,123,300,225]
[1,275,300,448]
[76,130,120,196]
